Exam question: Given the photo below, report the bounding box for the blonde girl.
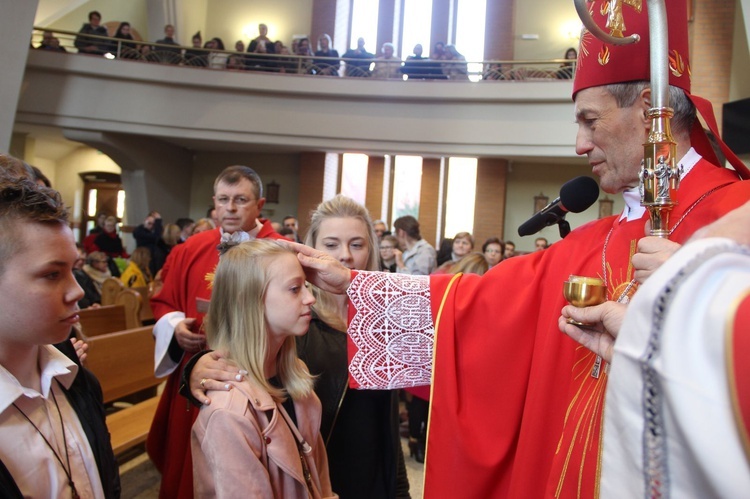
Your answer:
[191,239,335,498]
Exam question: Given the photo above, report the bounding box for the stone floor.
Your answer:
[119,438,425,498]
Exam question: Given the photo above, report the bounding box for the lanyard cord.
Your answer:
[12,380,79,498]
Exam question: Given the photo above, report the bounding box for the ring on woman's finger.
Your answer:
[200,378,208,389]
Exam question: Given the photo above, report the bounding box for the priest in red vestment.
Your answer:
[559,201,750,497]
[293,2,750,497]
[147,165,282,499]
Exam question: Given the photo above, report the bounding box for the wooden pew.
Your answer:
[85,326,162,457]
[115,288,143,330]
[101,278,154,325]
[78,305,128,337]
[101,277,124,306]
[78,293,141,337]
[131,286,155,324]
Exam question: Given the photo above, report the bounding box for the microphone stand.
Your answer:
[558,219,571,239]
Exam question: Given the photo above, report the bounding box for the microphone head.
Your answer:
[560,176,599,213]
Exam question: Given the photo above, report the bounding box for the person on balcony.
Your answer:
[372,42,402,79]
[247,23,274,55]
[155,24,181,63]
[442,44,468,80]
[401,44,428,79]
[113,22,137,59]
[184,32,206,66]
[342,37,374,77]
[313,33,340,76]
[74,10,110,55]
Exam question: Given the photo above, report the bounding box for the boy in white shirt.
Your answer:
[0,170,120,498]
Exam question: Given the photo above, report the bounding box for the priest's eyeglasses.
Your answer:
[215,195,255,206]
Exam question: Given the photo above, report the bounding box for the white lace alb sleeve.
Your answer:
[347,271,435,389]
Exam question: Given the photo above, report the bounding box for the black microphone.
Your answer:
[518,176,599,237]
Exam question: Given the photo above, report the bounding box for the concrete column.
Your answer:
[0,0,38,152]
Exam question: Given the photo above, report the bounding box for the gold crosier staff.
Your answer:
[573,0,681,238]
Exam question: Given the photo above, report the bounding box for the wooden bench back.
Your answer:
[114,288,142,330]
[101,277,124,305]
[78,304,128,337]
[131,286,155,323]
[85,326,161,404]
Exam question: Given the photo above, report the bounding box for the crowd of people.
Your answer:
[4,2,750,498]
[34,12,571,80]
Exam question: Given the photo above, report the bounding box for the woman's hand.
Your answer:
[189,350,247,405]
[71,337,89,364]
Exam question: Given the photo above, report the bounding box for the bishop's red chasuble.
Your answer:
[347,159,749,497]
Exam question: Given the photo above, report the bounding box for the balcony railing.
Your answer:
[32,27,576,82]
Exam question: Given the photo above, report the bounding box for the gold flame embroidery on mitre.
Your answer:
[669,49,686,77]
[598,45,610,65]
[578,1,597,72]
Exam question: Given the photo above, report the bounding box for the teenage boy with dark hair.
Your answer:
[0,171,120,498]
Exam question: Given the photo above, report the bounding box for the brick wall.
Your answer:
[365,156,386,221]
[297,151,327,238]
[690,0,736,131]
[484,0,515,60]
[311,0,337,45]
[473,158,508,246]
[420,158,442,246]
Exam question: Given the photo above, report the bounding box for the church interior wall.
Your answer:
[504,160,624,252]
[189,150,302,227]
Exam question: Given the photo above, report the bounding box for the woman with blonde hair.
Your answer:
[435,231,474,272]
[191,218,215,236]
[450,252,489,275]
[120,246,153,288]
[188,195,410,498]
[192,239,335,498]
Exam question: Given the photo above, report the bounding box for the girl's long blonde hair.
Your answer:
[205,239,313,401]
[303,195,380,330]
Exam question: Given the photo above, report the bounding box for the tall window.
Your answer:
[341,153,368,205]
[455,0,487,81]
[443,157,477,237]
[350,0,380,49]
[391,156,423,222]
[401,0,432,58]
